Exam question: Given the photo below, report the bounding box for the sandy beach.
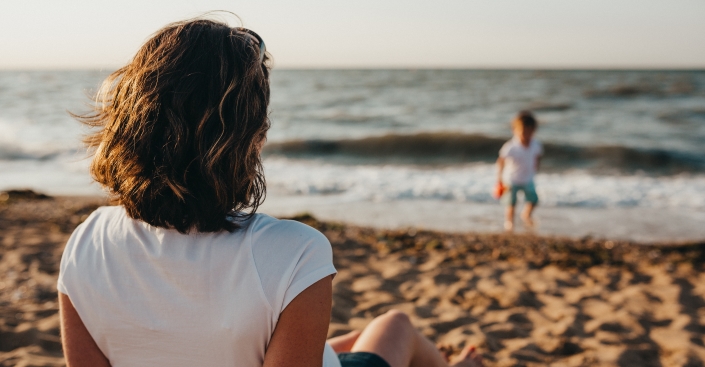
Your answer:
[1,192,705,366]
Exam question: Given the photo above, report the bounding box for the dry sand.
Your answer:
[1,191,705,367]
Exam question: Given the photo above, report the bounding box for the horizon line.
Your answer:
[1,65,704,72]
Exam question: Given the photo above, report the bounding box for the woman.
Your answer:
[58,16,483,367]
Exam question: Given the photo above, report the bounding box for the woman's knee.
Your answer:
[374,310,413,332]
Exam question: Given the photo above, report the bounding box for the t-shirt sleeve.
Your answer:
[280,235,336,310]
[57,237,74,294]
[57,217,92,295]
[499,142,511,158]
[250,218,337,317]
[535,140,543,156]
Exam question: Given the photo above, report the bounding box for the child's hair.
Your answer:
[78,16,271,233]
[512,110,538,129]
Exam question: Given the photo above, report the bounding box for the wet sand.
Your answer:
[1,192,705,366]
[260,194,705,244]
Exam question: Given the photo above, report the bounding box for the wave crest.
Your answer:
[264,132,705,174]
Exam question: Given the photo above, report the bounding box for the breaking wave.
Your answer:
[264,133,705,174]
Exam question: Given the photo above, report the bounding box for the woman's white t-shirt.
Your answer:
[58,206,341,367]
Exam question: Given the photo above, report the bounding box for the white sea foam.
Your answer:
[264,157,705,210]
[0,117,81,160]
[0,158,102,196]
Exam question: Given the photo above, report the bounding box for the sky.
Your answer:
[1,0,704,69]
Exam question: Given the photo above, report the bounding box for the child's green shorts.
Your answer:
[501,182,539,206]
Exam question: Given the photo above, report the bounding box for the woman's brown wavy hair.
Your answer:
[78,17,271,233]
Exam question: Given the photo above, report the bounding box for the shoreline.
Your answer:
[260,193,705,245]
[2,193,705,366]
[4,190,705,245]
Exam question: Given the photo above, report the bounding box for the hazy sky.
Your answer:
[1,0,704,69]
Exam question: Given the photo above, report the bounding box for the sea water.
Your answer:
[1,70,704,240]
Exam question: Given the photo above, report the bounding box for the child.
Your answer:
[496,111,542,231]
[58,16,484,367]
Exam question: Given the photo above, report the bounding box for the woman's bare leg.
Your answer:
[327,330,361,353]
[453,345,483,367]
[349,310,483,367]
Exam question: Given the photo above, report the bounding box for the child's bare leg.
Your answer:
[349,310,483,367]
[520,203,535,227]
[327,330,361,353]
[504,205,515,231]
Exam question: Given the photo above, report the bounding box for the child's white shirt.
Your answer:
[499,137,543,185]
[58,206,340,367]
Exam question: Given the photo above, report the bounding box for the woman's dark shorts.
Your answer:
[338,352,391,367]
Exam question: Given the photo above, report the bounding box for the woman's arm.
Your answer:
[59,293,111,367]
[263,275,333,367]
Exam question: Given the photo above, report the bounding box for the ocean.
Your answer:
[1,69,704,241]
